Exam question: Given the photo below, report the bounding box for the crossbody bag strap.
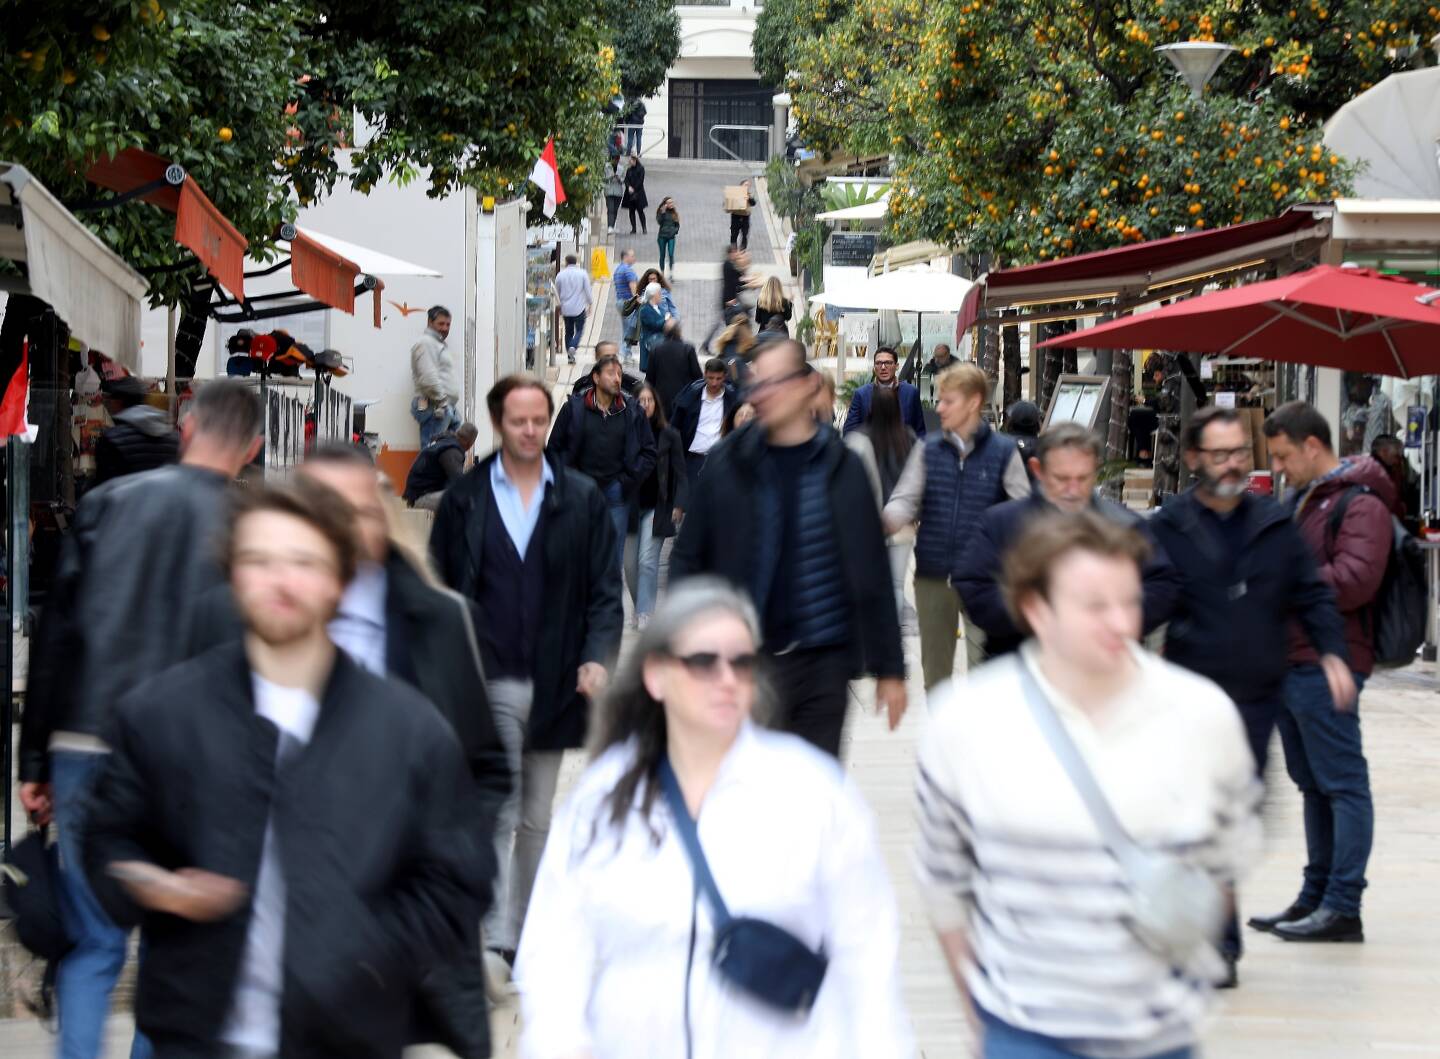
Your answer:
[1016,659,1140,866]
[658,757,732,926]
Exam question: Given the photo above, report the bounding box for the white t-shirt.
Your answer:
[221,675,321,1053]
[690,388,726,455]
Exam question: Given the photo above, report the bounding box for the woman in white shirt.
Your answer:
[516,578,913,1059]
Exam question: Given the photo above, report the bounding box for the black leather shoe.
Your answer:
[1246,901,1316,934]
[1272,907,1364,943]
[1216,955,1238,989]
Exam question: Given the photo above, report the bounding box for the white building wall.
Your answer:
[640,2,763,158]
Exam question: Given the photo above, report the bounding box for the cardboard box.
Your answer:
[723,185,750,213]
[1238,406,1269,469]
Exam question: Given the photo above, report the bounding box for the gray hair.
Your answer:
[1034,422,1103,467]
[187,378,262,448]
[644,281,663,302]
[587,577,773,842]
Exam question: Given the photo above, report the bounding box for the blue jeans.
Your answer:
[657,236,676,272]
[616,302,637,357]
[978,1009,1191,1059]
[601,479,628,576]
[562,312,587,353]
[1277,665,1373,916]
[627,509,662,618]
[52,750,154,1059]
[625,127,642,154]
[411,396,461,449]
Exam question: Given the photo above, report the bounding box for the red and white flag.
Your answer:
[529,137,567,218]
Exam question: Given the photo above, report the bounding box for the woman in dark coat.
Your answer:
[622,153,648,233]
[625,383,688,628]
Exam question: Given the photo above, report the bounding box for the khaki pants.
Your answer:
[914,575,986,692]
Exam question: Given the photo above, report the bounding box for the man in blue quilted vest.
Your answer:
[884,364,1030,692]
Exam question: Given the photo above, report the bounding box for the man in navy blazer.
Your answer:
[842,347,927,437]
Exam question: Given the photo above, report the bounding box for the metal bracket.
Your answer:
[69,164,186,214]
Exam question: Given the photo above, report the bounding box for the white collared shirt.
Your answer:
[491,455,555,558]
[222,675,322,1053]
[690,388,726,455]
[516,723,914,1059]
[329,562,388,675]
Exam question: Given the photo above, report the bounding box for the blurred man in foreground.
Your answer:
[19,379,262,1059]
[83,479,483,1059]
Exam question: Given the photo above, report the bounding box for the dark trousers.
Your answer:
[1277,664,1372,917]
[685,451,707,483]
[562,312,586,352]
[605,195,621,229]
[765,645,851,758]
[1221,695,1283,959]
[729,213,751,249]
[628,207,646,233]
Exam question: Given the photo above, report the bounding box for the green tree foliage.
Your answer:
[776,0,1440,259]
[0,0,615,302]
[608,0,681,100]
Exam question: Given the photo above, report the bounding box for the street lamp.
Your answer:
[1156,41,1237,98]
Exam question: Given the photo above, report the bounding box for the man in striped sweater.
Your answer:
[915,512,1261,1059]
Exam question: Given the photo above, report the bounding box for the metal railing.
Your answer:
[707,124,771,166]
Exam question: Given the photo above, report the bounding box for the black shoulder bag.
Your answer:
[658,757,828,1017]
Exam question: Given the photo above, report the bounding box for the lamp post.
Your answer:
[1156,41,1236,98]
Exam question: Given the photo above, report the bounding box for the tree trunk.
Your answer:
[1038,319,1074,411]
[1106,347,1133,462]
[1002,318,1021,411]
[979,322,1000,385]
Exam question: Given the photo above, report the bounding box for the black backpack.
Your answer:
[1328,485,1427,669]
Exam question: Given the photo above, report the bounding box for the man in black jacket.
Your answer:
[669,359,738,482]
[547,353,656,575]
[404,423,479,510]
[644,319,702,417]
[671,341,906,757]
[94,375,180,485]
[431,373,622,993]
[1151,406,1351,978]
[83,479,484,1059]
[19,379,262,1059]
[954,423,1181,660]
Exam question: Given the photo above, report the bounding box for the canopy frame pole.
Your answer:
[1381,329,1408,379]
[1219,310,1286,355]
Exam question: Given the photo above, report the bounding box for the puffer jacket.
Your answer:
[94,405,180,484]
[1288,455,1396,675]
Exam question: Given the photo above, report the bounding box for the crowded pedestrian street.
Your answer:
[8,4,1440,1059]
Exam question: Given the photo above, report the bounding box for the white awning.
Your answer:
[1,163,148,370]
[809,265,975,313]
[815,193,891,222]
[279,227,442,277]
[1323,67,1440,200]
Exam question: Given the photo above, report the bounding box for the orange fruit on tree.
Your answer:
[218,127,233,142]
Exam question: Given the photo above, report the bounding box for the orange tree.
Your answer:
[1,0,615,303]
[777,0,1439,258]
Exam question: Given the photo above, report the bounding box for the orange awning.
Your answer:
[287,227,385,327]
[85,148,248,302]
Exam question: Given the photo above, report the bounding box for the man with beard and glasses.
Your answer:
[1149,405,1351,986]
[82,479,483,1059]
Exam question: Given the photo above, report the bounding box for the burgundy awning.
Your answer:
[956,208,1331,339]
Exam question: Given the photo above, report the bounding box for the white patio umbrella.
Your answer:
[815,193,892,222]
[1324,66,1440,200]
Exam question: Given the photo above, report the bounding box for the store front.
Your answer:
[667,78,774,161]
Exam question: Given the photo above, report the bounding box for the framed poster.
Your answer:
[1043,374,1112,433]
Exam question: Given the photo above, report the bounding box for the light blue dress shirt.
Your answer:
[491,455,554,558]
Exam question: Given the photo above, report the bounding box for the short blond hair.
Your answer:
[935,362,989,400]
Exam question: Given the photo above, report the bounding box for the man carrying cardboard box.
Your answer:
[724,178,757,250]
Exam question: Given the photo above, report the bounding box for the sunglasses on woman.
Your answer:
[669,650,760,680]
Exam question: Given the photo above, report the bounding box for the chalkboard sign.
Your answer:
[829,232,878,267]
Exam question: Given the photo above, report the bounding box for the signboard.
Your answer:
[1043,373,1112,433]
[829,232,878,268]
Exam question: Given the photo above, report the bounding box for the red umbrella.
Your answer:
[1037,265,1440,378]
